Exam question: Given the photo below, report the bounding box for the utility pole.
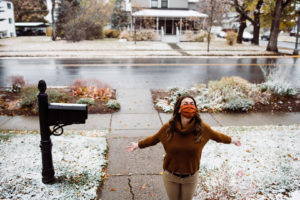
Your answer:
[293,5,300,55]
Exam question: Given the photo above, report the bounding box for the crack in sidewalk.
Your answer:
[128,177,135,200]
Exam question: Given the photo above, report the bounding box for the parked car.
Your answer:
[216,31,227,38]
[290,29,299,37]
[243,31,253,42]
[261,31,270,40]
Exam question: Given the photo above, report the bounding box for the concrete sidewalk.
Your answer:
[0,36,296,58]
[0,88,300,199]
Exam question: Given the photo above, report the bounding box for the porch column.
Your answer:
[156,17,159,35]
[172,18,174,35]
[180,18,182,36]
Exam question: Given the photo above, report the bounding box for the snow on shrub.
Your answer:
[260,65,298,96]
[155,77,266,112]
[106,99,120,109]
[76,98,95,105]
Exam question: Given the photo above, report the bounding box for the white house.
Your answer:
[0,0,16,38]
[130,0,207,37]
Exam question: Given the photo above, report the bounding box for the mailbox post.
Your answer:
[38,80,55,184]
[37,80,88,184]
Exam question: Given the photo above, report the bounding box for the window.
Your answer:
[10,32,13,37]
[9,18,12,24]
[151,0,158,8]
[161,0,168,8]
[7,3,11,9]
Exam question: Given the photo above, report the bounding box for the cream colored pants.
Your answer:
[162,170,198,200]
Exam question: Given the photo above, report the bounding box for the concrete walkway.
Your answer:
[1,88,300,200]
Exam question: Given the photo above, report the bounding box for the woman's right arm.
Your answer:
[126,123,167,152]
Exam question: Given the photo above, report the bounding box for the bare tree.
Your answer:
[267,0,292,52]
[198,0,227,52]
[57,0,114,42]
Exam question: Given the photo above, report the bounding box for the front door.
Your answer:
[166,20,172,35]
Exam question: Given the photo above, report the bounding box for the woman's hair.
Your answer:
[167,95,202,142]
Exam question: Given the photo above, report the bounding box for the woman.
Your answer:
[126,95,241,200]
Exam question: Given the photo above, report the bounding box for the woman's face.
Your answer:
[179,97,194,113]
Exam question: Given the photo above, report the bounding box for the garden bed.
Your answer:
[151,89,300,113]
[0,87,119,116]
[151,76,300,113]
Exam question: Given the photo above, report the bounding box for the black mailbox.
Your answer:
[48,103,88,126]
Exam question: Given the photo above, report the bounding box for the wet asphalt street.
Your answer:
[0,57,299,89]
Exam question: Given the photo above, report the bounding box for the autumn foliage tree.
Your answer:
[261,0,298,31]
[10,0,48,22]
[266,0,294,52]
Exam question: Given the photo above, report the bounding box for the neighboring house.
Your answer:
[130,0,207,37]
[15,22,49,36]
[0,0,16,38]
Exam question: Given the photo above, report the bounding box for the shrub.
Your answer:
[20,86,71,113]
[71,78,113,100]
[86,25,104,40]
[20,86,38,109]
[119,29,158,41]
[104,29,120,38]
[260,65,298,96]
[192,32,207,42]
[76,98,95,105]
[48,90,70,103]
[184,30,194,41]
[106,99,120,109]
[225,31,237,46]
[46,27,52,37]
[119,30,131,40]
[207,77,257,111]
[223,97,254,111]
[6,75,25,93]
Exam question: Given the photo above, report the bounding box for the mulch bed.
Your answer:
[151,89,300,113]
[0,88,119,116]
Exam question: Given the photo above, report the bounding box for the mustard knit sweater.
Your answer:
[138,119,231,174]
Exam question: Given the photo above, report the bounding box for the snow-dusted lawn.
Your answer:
[195,125,300,200]
[0,130,108,200]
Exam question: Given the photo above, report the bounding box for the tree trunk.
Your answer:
[51,0,57,41]
[207,0,215,53]
[237,15,246,44]
[266,0,283,52]
[251,0,263,45]
[252,23,260,45]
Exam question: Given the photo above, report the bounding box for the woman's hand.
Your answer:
[126,142,139,152]
[231,139,241,146]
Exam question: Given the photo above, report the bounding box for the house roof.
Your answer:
[15,22,49,27]
[132,9,207,18]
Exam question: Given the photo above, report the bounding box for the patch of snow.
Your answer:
[193,125,300,200]
[0,130,108,200]
[289,190,300,200]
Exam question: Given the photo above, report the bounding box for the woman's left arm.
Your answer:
[204,123,241,146]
